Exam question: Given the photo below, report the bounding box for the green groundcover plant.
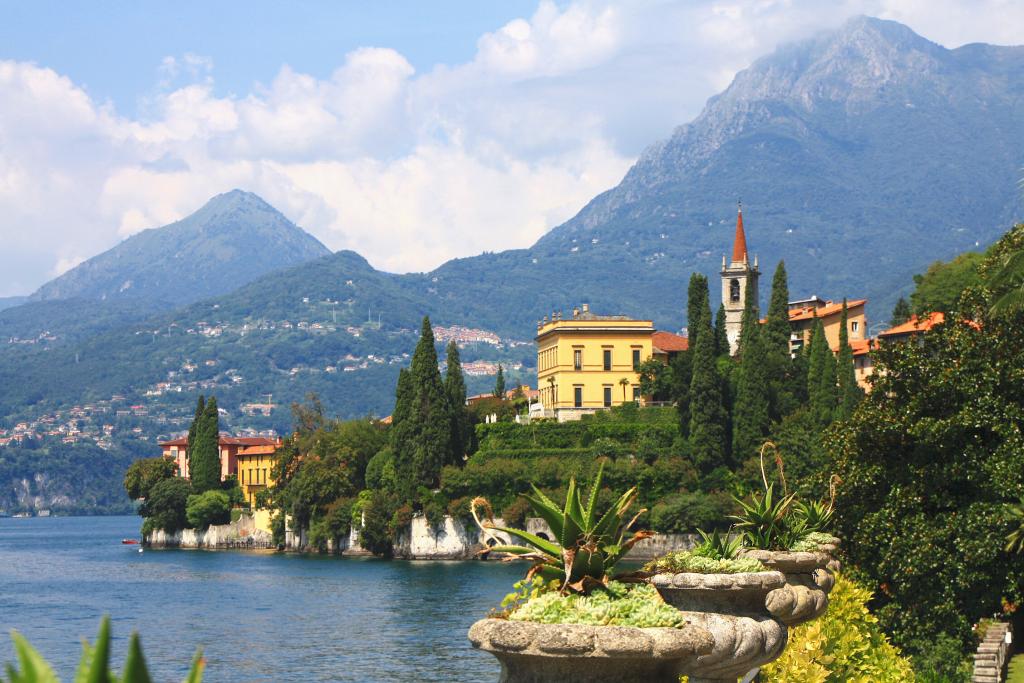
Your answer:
[760,573,916,682]
[508,582,685,629]
[4,616,203,683]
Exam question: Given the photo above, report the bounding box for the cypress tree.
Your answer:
[687,273,709,350]
[806,318,826,418]
[688,290,728,473]
[714,304,728,357]
[732,292,771,462]
[891,297,911,326]
[185,395,205,467]
[670,350,693,436]
[493,364,506,398]
[807,319,838,426]
[444,341,471,464]
[764,261,798,419]
[392,368,413,429]
[834,299,863,419]
[394,317,454,500]
[190,396,221,493]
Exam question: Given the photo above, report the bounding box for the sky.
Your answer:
[1,0,1022,296]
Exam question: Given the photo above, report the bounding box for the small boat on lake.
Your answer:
[122,539,139,545]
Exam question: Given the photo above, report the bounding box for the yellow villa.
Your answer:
[535,304,687,421]
[236,439,281,508]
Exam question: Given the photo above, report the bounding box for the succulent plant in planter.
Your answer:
[471,462,652,593]
[468,465,715,683]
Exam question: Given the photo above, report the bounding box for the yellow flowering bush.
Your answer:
[761,573,915,682]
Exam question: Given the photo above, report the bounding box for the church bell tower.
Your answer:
[720,202,759,355]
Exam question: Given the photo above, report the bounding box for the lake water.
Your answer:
[0,515,524,682]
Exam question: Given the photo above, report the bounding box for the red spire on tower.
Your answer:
[731,201,748,264]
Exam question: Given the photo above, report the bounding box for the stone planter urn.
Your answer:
[468,619,714,683]
[647,539,839,682]
[649,571,790,682]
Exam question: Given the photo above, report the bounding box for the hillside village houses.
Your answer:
[532,205,883,421]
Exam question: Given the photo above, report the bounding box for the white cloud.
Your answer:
[0,0,1020,295]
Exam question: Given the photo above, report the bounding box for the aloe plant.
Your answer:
[1004,496,1024,553]
[4,616,203,683]
[791,499,834,534]
[693,529,743,560]
[731,483,800,550]
[473,462,652,592]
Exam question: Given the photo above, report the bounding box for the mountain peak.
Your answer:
[30,193,331,307]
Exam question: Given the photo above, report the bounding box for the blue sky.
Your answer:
[0,2,539,116]
[0,0,1019,296]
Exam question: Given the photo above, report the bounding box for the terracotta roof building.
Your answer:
[160,434,282,482]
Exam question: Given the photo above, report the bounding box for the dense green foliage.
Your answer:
[508,582,685,628]
[731,294,770,462]
[890,297,911,326]
[444,341,472,463]
[3,615,204,683]
[123,457,177,500]
[910,252,983,314]
[139,477,191,535]
[830,225,1024,668]
[761,574,916,682]
[185,490,232,529]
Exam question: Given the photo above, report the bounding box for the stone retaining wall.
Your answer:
[973,622,1012,683]
[148,512,697,561]
[145,513,274,549]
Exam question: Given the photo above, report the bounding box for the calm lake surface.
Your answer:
[0,515,524,682]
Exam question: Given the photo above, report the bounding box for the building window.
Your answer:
[851,321,859,332]
[632,386,640,402]
[574,387,583,408]
[730,278,741,303]
[603,386,612,407]
[573,349,582,371]
[603,349,612,371]
[632,349,641,371]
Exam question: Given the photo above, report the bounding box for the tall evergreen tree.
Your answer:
[732,293,771,462]
[185,395,205,466]
[891,297,912,326]
[714,304,728,357]
[805,318,827,421]
[834,299,863,419]
[764,261,798,419]
[806,319,838,425]
[687,273,710,350]
[190,396,221,493]
[493,364,506,398]
[670,350,693,436]
[688,290,728,473]
[393,317,454,500]
[444,341,471,464]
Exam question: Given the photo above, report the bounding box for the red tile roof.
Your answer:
[788,299,867,322]
[839,338,877,357]
[878,312,945,338]
[159,435,280,447]
[732,206,748,263]
[652,331,689,353]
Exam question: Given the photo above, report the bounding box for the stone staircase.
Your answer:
[973,622,1012,683]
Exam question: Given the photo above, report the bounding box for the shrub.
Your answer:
[123,457,177,500]
[307,498,353,553]
[500,497,530,530]
[648,491,732,533]
[185,490,232,530]
[419,487,447,529]
[364,448,396,491]
[761,574,916,682]
[446,496,476,528]
[359,490,397,557]
[139,477,191,535]
[390,503,414,534]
